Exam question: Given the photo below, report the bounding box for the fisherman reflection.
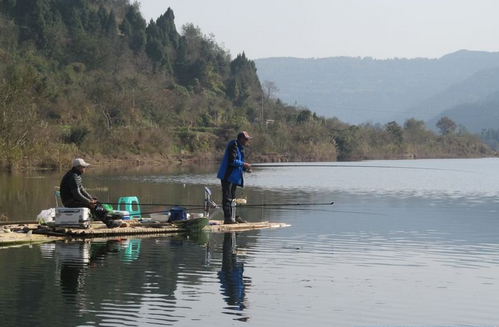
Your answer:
[58,240,122,292]
[88,240,121,268]
[218,232,250,315]
[57,241,90,293]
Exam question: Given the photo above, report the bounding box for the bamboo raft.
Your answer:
[0,219,290,247]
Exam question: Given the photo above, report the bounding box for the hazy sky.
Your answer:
[138,0,499,60]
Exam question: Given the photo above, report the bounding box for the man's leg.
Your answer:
[222,181,246,224]
[222,180,235,223]
[229,183,237,204]
[230,185,247,223]
[64,200,93,213]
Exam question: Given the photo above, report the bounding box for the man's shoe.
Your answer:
[235,216,247,223]
[224,220,237,225]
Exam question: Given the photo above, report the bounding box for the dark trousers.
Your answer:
[221,180,237,222]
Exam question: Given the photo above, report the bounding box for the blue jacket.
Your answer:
[217,140,246,186]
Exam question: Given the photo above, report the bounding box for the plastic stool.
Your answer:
[117,196,141,218]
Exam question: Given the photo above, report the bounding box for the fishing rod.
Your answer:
[103,202,204,208]
[103,201,333,209]
[237,201,334,208]
[106,202,334,214]
[253,207,385,216]
[251,163,479,173]
[139,207,205,214]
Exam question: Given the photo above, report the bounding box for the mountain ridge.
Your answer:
[254,50,499,129]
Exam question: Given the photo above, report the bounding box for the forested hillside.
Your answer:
[0,0,494,170]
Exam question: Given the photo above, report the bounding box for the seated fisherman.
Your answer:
[60,158,119,228]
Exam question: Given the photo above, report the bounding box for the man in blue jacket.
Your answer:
[217,131,253,224]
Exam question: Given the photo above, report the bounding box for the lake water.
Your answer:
[0,158,498,327]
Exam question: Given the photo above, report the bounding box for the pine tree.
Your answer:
[105,10,117,37]
[156,8,179,49]
[122,3,146,54]
[87,10,101,35]
[227,53,262,106]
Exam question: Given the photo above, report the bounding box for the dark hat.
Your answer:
[237,131,252,140]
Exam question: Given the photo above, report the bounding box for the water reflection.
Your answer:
[42,239,144,295]
[218,233,250,320]
[34,233,257,325]
[57,241,91,295]
[119,239,142,262]
[2,159,499,326]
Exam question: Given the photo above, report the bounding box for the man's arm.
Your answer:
[228,142,244,167]
[81,186,94,200]
[68,176,93,203]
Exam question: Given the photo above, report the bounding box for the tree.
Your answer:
[226,52,262,106]
[436,116,457,135]
[119,15,131,35]
[97,5,108,27]
[30,0,51,48]
[296,109,312,123]
[0,65,46,168]
[120,4,146,54]
[403,118,425,131]
[87,10,101,35]
[262,80,279,101]
[403,118,428,143]
[156,7,179,48]
[0,12,19,52]
[334,125,362,160]
[385,121,404,144]
[104,10,117,37]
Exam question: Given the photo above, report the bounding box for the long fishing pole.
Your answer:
[106,201,334,207]
[251,163,479,174]
[103,201,333,210]
[264,206,387,216]
[240,201,334,207]
[138,207,206,215]
[103,202,203,208]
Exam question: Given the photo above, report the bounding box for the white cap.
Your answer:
[73,158,90,167]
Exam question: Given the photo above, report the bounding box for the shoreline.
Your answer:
[1,150,497,172]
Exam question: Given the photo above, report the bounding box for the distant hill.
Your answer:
[405,67,499,132]
[254,50,499,129]
[427,88,499,133]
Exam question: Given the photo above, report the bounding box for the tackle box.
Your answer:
[55,208,92,228]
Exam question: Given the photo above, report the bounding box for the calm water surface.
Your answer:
[0,158,498,327]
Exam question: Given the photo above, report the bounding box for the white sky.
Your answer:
[138,0,499,60]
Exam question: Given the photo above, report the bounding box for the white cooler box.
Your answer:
[55,208,92,228]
